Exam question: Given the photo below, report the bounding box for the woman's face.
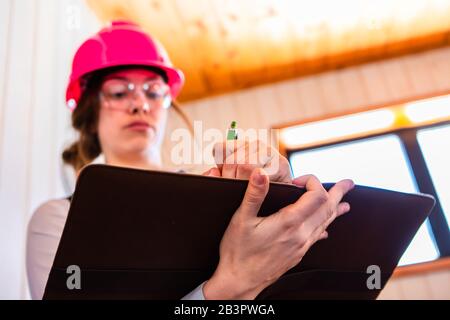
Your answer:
[96,68,170,160]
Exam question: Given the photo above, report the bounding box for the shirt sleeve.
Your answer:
[26,199,70,300]
[181,281,207,300]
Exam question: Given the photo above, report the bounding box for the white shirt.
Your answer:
[26,198,206,300]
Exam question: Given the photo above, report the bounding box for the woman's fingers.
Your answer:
[317,230,328,241]
[221,163,238,179]
[235,168,269,220]
[279,175,353,248]
[213,140,246,173]
[304,180,354,239]
[292,174,326,192]
[336,201,351,217]
[213,140,292,182]
[292,174,315,187]
[293,176,354,204]
[219,141,249,179]
[300,199,352,252]
[327,179,355,207]
[211,169,354,299]
[279,175,328,225]
[304,184,353,235]
[263,155,292,183]
[308,201,351,241]
[202,167,222,177]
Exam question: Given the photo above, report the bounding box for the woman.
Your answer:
[26,21,354,300]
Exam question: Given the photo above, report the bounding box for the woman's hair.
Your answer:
[62,66,192,172]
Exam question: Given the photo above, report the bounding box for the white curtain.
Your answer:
[0,0,99,299]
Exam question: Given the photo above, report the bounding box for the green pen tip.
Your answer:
[230,121,237,129]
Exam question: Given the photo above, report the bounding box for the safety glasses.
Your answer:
[100,79,171,112]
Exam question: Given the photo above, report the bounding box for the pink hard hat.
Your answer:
[65,20,185,110]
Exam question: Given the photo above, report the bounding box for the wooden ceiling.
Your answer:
[86,0,450,102]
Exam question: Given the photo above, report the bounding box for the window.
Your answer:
[289,135,439,266]
[417,124,450,228]
[282,94,450,266]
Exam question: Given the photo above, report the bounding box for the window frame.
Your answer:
[284,119,450,260]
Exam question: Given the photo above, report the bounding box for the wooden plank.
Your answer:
[425,270,450,299]
[316,71,346,112]
[392,257,450,278]
[85,0,450,102]
[253,0,297,82]
[270,80,301,125]
[377,280,403,300]
[358,61,394,106]
[208,94,236,132]
[402,52,438,96]
[336,67,368,110]
[273,88,450,130]
[172,0,235,93]
[379,57,415,100]
[217,0,266,89]
[396,275,433,299]
[425,47,450,92]
[295,76,327,119]
[231,88,263,130]
[254,85,283,129]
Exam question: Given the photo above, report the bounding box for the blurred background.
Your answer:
[0,0,449,299]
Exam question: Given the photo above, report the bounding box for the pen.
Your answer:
[227,121,238,140]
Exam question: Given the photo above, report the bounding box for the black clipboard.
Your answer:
[43,164,436,300]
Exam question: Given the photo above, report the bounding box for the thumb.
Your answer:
[237,168,269,220]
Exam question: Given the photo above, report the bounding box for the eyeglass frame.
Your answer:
[99,78,172,112]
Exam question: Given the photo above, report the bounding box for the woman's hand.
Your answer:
[202,140,292,183]
[203,168,354,299]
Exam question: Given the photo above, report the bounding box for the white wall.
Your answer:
[0,0,449,299]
